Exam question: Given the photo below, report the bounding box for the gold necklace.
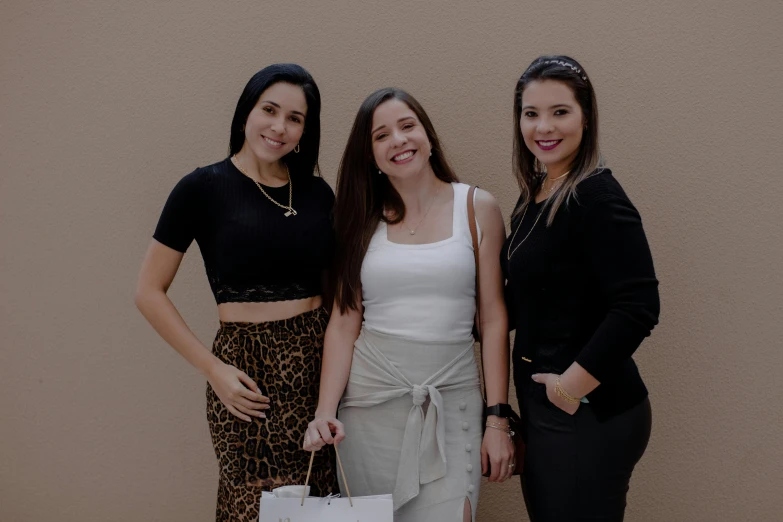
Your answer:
[506,202,545,261]
[507,171,571,260]
[232,156,296,217]
[540,170,570,196]
[403,183,443,235]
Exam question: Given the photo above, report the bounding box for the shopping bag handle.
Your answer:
[302,444,352,507]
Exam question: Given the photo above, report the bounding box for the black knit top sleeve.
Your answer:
[153,158,335,304]
[572,186,660,382]
[153,168,205,253]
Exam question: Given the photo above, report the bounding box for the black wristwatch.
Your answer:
[485,403,515,419]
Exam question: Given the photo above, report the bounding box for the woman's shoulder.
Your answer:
[574,168,632,208]
[161,159,237,210]
[452,182,498,205]
[310,175,335,196]
[299,175,335,209]
[570,168,643,228]
[176,158,232,187]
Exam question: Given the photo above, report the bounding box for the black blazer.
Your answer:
[502,169,659,421]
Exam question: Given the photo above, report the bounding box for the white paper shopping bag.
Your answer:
[259,494,393,522]
[258,446,393,522]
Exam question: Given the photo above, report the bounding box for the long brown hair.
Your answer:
[333,88,458,312]
[512,55,604,225]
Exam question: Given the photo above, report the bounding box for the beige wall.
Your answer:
[2,0,782,520]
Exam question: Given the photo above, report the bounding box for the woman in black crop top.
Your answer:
[135,63,337,521]
[502,56,659,521]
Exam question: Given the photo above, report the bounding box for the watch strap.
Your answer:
[485,403,514,418]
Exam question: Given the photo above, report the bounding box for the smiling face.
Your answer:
[242,82,307,163]
[370,98,432,181]
[520,79,585,175]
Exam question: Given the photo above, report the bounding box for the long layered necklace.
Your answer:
[506,171,569,260]
[232,156,297,217]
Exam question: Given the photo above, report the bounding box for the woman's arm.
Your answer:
[303,299,363,450]
[474,189,511,412]
[135,240,217,373]
[536,194,659,411]
[571,196,660,381]
[474,189,514,482]
[135,239,269,421]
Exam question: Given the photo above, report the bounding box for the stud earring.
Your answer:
[378,168,383,175]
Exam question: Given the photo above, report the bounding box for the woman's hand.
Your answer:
[206,361,270,422]
[481,416,516,482]
[532,373,580,415]
[303,414,345,451]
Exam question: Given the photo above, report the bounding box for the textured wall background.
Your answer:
[2,0,782,520]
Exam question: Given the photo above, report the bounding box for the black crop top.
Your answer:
[153,158,335,304]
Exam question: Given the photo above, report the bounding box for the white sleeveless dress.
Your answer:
[337,183,484,522]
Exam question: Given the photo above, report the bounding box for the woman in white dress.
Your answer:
[303,88,515,522]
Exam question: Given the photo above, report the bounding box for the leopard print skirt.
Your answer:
[207,307,338,522]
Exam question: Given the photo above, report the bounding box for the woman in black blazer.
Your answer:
[502,55,659,521]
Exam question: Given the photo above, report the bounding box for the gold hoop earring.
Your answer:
[294,144,300,153]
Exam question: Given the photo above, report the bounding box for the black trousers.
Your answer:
[520,393,652,522]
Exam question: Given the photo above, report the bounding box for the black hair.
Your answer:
[229,63,321,176]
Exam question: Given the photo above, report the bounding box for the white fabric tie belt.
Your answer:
[339,329,479,510]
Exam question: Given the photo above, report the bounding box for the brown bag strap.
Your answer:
[467,186,486,399]
[467,186,481,340]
